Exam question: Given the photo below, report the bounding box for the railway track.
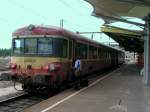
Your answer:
[0,92,49,112]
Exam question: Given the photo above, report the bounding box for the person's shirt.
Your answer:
[74,59,81,70]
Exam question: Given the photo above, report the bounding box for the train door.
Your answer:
[69,39,76,69]
[67,40,74,81]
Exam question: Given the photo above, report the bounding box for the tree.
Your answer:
[0,48,11,57]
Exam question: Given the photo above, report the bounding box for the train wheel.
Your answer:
[22,84,33,92]
[22,84,26,90]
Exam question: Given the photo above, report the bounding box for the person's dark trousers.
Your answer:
[74,76,80,90]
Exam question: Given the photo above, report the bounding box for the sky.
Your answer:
[0,0,144,48]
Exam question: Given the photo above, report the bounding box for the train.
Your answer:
[3,25,124,91]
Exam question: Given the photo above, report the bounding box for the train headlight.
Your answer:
[49,64,55,71]
[28,24,35,31]
[10,63,17,69]
[43,62,61,72]
[43,65,49,71]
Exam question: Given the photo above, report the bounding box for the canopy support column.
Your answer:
[144,14,150,86]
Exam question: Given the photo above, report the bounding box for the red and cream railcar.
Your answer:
[8,25,124,90]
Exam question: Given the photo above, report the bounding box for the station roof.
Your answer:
[85,0,150,24]
[101,25,144,53]
[85,0,150,53]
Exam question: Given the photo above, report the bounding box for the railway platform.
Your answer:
[24,63,147,112]
[0,84,22,102]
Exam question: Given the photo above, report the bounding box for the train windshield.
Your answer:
[12,37,68,58]
[25,38,37,54]
[13,39,24,54]
[38,38,52,54]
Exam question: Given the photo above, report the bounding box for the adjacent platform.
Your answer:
[24,63,145,112]
[0,84,22,101]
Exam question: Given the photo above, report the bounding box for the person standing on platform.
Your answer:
[74,56,81,89]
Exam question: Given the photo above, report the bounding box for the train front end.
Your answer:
[9,25,69,90]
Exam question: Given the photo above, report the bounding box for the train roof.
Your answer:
[12,25,124,53]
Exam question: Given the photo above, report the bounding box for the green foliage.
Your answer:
[0,48,11,57]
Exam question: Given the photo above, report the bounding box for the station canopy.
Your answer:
[85,0,150,53]
[101,25,144,53]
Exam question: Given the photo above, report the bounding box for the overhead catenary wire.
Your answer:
[6,0,96,31]
[0,17,11,25]
[61,19,111,42]
[6,0,49,21]
[66,20,94,31]
[5,0,113,43]
[56,0,86,16]
[64,21,78,32]
[56,0,103,31]
[59,18,92,32]
[5,0,101,32]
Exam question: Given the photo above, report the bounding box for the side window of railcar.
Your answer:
[89,45,97,59]
[94,47,97,59]
[25,38,37,54]
[107,51,110,59]
[38,38,52,54]
[69,40,72,59]
[13,39,24,54]
[100,48,103,58]
[107,50,109,59]
[105,50,107,59]
[108,51,111,59]
[53,38,68,58]
[62,39,68,58]
[76,43,87,59]
[98,48,102,59]
[103,49,106,59]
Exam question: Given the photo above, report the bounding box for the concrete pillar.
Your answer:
[144,14,150,86]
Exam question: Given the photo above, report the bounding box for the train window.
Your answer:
[106,51,108,59]
[69,40,72,59]
[108,52,110,59]
[94,48,97,58]
[53,38,68,58]
[107,51,109,59]
[13,39,24,54]
[100,48,103,59]
[104,50,106,58]
[103,49,106,59]
[62,40,67,58]
[12,37,68,58]
[38,38,52,54]
[25,38,37,54]
[76,43,87,59]
[89,46,97,59]
[105,50,107,58]
[98,48,101,59]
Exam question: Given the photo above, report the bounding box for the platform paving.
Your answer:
[144,86,150,112]
[24,63,145,112]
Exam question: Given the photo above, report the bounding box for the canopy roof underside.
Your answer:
[85,0,149,53]
[85,0,150,22]
[101,25,144,53]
